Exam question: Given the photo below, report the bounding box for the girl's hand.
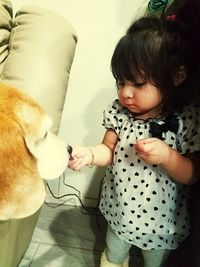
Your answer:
[134,138,171,165]
[68,146,93,171]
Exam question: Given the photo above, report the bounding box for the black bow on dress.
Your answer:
[149,115,179,140]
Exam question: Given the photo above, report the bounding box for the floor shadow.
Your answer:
[48,206,107,267]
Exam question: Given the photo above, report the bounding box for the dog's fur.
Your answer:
[0,83,68,220]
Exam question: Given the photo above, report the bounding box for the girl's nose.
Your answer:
[122,85,134,99]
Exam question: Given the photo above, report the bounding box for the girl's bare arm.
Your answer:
[91,129,118,166]
[68,129,117,170]
[161,149,200,184]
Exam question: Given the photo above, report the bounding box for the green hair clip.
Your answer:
[148,0,169,12]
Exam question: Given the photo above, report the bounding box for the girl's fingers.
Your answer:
[135,138,159,153]
[69,160,83,171]
[137,138,158,145]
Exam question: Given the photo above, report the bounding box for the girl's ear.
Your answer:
[174,65,187,86]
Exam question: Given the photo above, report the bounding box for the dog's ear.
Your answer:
[24,136,38,157]
[24,112,53,157]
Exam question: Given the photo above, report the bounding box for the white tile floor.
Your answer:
[18,204,107,267]
[18,203,144,267]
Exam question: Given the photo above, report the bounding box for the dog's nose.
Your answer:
[67,145,73,159]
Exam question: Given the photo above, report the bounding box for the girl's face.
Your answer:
[118,79,162,119]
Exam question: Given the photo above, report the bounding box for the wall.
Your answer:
[12,0,146,206]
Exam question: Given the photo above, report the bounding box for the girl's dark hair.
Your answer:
[111,0,200,114]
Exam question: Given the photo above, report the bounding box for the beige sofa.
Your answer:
[0,1,77,266]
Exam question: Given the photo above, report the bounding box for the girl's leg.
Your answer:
[142,249,171,267]
[105,224,132,264]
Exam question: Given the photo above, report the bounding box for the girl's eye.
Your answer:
[116,80,146,88]
[134,82,146,88]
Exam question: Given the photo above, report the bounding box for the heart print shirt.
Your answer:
[100,99,200,250]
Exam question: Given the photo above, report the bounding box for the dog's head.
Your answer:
[0,83,70,220]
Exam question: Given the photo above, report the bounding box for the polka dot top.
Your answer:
[100,99,200,250]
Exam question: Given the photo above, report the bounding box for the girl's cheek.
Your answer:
[118,89,122,98]
[118,93,124,102]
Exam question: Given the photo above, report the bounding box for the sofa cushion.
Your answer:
[1,5,77,133]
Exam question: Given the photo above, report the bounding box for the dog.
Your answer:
[0,83,71,220]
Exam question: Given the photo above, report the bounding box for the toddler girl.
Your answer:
[68,6,200,267]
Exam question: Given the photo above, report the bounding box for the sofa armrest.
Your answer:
[1,5,77,133]
[0,4,77,267]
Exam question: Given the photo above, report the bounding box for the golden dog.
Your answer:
[0,83,69,220]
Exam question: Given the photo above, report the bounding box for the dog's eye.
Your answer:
[44,132,48,139]
[35,132,48,145]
